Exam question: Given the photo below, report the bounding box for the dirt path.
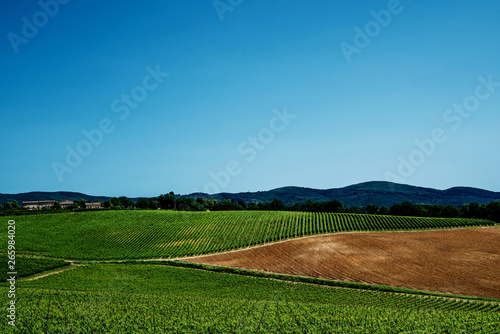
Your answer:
[21,264,83,281]
[182,226,500,299]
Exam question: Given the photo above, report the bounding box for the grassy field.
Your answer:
[0,210,494,260]
[2,263,499,333]
[1,210,498,332]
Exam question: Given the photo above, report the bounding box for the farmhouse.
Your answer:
[22,200,55,210]
[60,200,74,209]
[85,202,102,209]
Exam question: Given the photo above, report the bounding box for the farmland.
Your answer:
[2,263,500,333]
[185,227,500,298]
[0,256,69,281]
[1,210,499,332]
[0,210,494,260]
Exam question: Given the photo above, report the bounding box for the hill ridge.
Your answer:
[2,181,500,207]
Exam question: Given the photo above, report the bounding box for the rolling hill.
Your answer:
[2,181,499,208]
[188,181,500,207]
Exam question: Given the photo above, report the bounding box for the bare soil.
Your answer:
[183,227,500,299]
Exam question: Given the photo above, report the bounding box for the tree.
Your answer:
[365,204,379,215]
[426,204,444,218]
[148,198,159,210]
[269,199,285,211]
[441,205,460,218]
[109,197,122,208]
[389,201,422,217]
[118,196,134,209]
[324,200,344,213]
[486,201,500,222]
[301,200,315,212]
[176,197,196,211]
[136,198,150,209]
[247,203,259,210]
[212,199,243,211]
[53,201,62,210]
[159,193,175,210]
[467,202,485,219]
[378,206,390,215]
[12,200,19,209]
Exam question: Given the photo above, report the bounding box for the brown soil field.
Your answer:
[183,227,500,299]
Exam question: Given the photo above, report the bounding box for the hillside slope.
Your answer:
[2,181,500,207]
[188,181,500,206]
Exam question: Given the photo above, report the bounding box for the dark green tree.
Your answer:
[324,200,344,213]
[109,197,122,208]
[441,205,460,218]
[486,201,500,222]
[389,201,422,217]
[378,206,390,215]
[159,193,176,209]
[247,202,259,210]
[118,196,134,209]
[365,204,379,215]
[269,199,285,211]
[136,198,150,209]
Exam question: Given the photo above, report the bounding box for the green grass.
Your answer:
[0,255,69,281]
[2,263,499,333]
[0,210,494,260]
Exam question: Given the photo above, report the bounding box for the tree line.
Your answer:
[1,195,499,223]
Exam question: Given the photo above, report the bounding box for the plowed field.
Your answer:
[184,227,500,299]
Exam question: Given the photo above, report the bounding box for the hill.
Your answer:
[0,210,492,260]
[0,191,111,205]
[0,210,498,332]
[187,181,500,207]
[2,181,500,207]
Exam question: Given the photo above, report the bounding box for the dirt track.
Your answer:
[183,227,500,299]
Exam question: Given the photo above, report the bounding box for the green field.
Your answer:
[1,210,498,332]
[1,210,494,260]
[2,263,499,333]
[0,256,69,281]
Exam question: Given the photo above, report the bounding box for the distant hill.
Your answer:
[185,181,500,207]
[0,191,111,205]
[2,182,500,208]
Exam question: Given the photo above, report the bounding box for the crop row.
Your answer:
[3,287,499,333]
[2,210,494,260]
[0,255,69,281]
[11,263,500,314]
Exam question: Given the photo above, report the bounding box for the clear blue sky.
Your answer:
[1,0,499,197]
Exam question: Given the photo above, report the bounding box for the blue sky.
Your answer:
[1,0,499,197]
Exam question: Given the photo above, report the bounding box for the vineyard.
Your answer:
[0,256,69,281]
[1,210,494,260]
[1,211,498,332]
[2,263,499,333]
